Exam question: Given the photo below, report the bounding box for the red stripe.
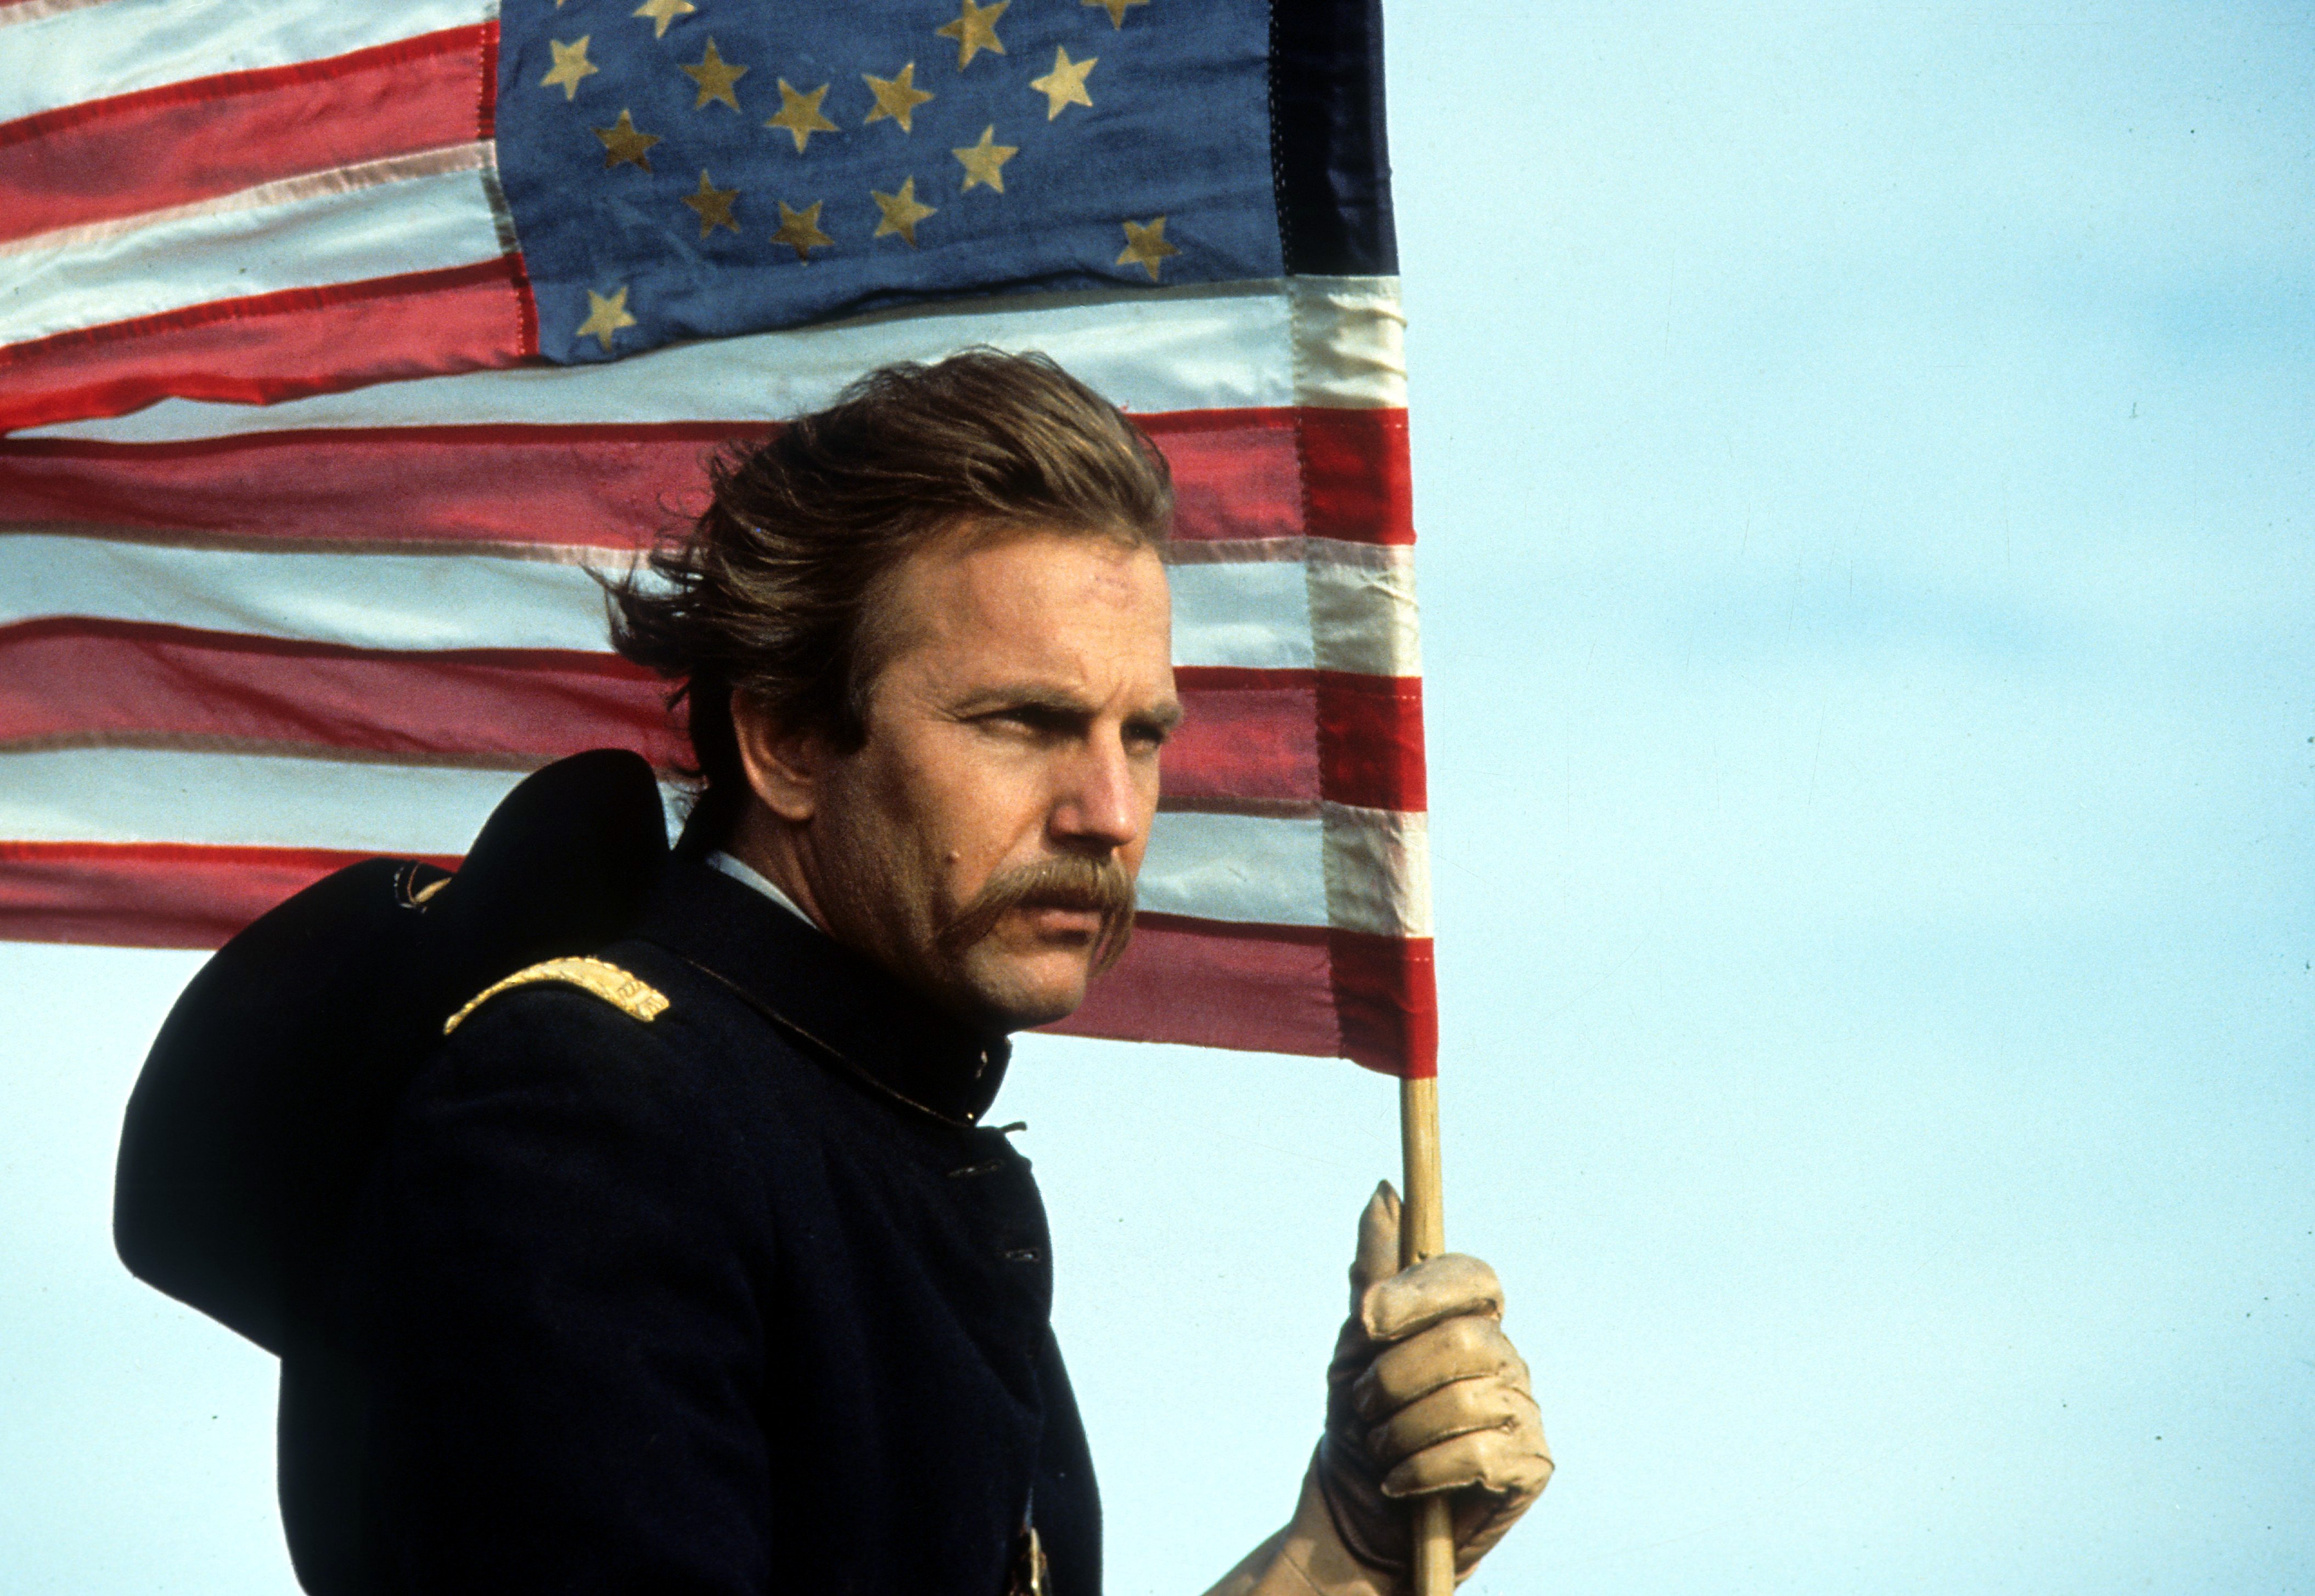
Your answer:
[1166,667,1318,806]
[0,620,682,766]
[0,423,743,551]
[1330,929,1437,1078]
[0,258,534,434]
[1172,666,1425,811]
[0,407,1400,547]
[0,847,1421,1075]
[1298,407,1414,546]
[1315,670,1425,811]
[0,624,1350,809]
[0,841,459,949]
[1048,912,1343,1060]
[0,27,491,244]
[1137,407,1411,544]
[476,15,500,139]
[1135,409,1303,542]
[1058,915,1431,1077]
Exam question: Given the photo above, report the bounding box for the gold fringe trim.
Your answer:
[443,957,670,1035]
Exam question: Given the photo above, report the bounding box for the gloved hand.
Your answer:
[1312,1183,1550,1580]
[1205,1185,1550,1596]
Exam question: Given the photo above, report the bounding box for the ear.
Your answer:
[729,688,824,824]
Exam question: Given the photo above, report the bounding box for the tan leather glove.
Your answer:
[1205,1185,1551,1596]
[1314,1182,1551,1580]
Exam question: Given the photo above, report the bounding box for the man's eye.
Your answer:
[985,707,1065,738]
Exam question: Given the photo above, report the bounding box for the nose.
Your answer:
[1049,733,1143,853]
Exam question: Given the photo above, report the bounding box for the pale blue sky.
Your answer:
[2,2,2308,1592]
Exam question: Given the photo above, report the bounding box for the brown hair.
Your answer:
[609,349,1173,847]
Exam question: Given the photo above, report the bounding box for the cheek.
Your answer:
[866,745,1026,909]
[821,754,941,909]
[930,749,1061,858]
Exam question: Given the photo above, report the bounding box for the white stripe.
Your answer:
[1161,537,1305,566]
[18,278,1406,443]
[1167,559,1312,670]
[0,535,1317,672]
[0,748,1361,932]
[0,0,491,126]
[1292,277,1406,411]
[1307,542,1421,677]
[0,144,503,345]
[0,536,625,653]
[1320,802,1431,939]
[0,143,490,262]
[1138,810,1327,928]
[0,747,526,852]
[0,0,114,30]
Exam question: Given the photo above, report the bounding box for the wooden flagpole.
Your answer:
[1398,1074,1456,1596]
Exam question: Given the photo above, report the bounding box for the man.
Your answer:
[338,352,1549,1593]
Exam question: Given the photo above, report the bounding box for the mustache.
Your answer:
[934,853,1137,975]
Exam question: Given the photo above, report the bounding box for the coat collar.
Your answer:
[633,858,1013,1128]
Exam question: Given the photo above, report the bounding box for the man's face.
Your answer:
[802,525,1177,1032]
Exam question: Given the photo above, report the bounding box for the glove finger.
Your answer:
[1377,1398,1553,1501]
[1449,1454,1550,1574]
[1359,1252,1504,1343]
[1348,1182,1402,1306]
[1351,1316,1527,1421]
[1364,1375,1530,1471]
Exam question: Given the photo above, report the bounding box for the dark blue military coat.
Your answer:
[333,857,1100,1594]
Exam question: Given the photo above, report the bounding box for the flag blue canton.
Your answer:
[496,0,1280,364]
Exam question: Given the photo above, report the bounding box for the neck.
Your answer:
[722,799,835,936]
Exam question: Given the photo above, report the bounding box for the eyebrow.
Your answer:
[1134,699,1187,736]
[953,684,1184,734]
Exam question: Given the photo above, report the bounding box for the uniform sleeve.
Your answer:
[340,991,773,1595]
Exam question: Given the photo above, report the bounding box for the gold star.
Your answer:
[870,176,937,246]
[576,286,637,352]
[1029,47,1095,120]
[1116,216,1179,280]
[632,0,694,38]
[771,199,834,260]
[952,124,1018,193]
[764,80,838,153]
[682,169,741,237]
[935,0,1007,69]
[680,39,748,111]
[1084,0,1148,23]
[592,109,661,171]
[862,63,934,133]
[541,36,598,100]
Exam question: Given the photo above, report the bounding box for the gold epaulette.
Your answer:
[443,957,671,1036]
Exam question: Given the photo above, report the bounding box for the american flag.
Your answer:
[0,0,1435,1077]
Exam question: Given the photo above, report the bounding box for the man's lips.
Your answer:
[1013,901,1108,938]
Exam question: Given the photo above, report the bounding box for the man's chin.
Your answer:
[952,945,1098,1032]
